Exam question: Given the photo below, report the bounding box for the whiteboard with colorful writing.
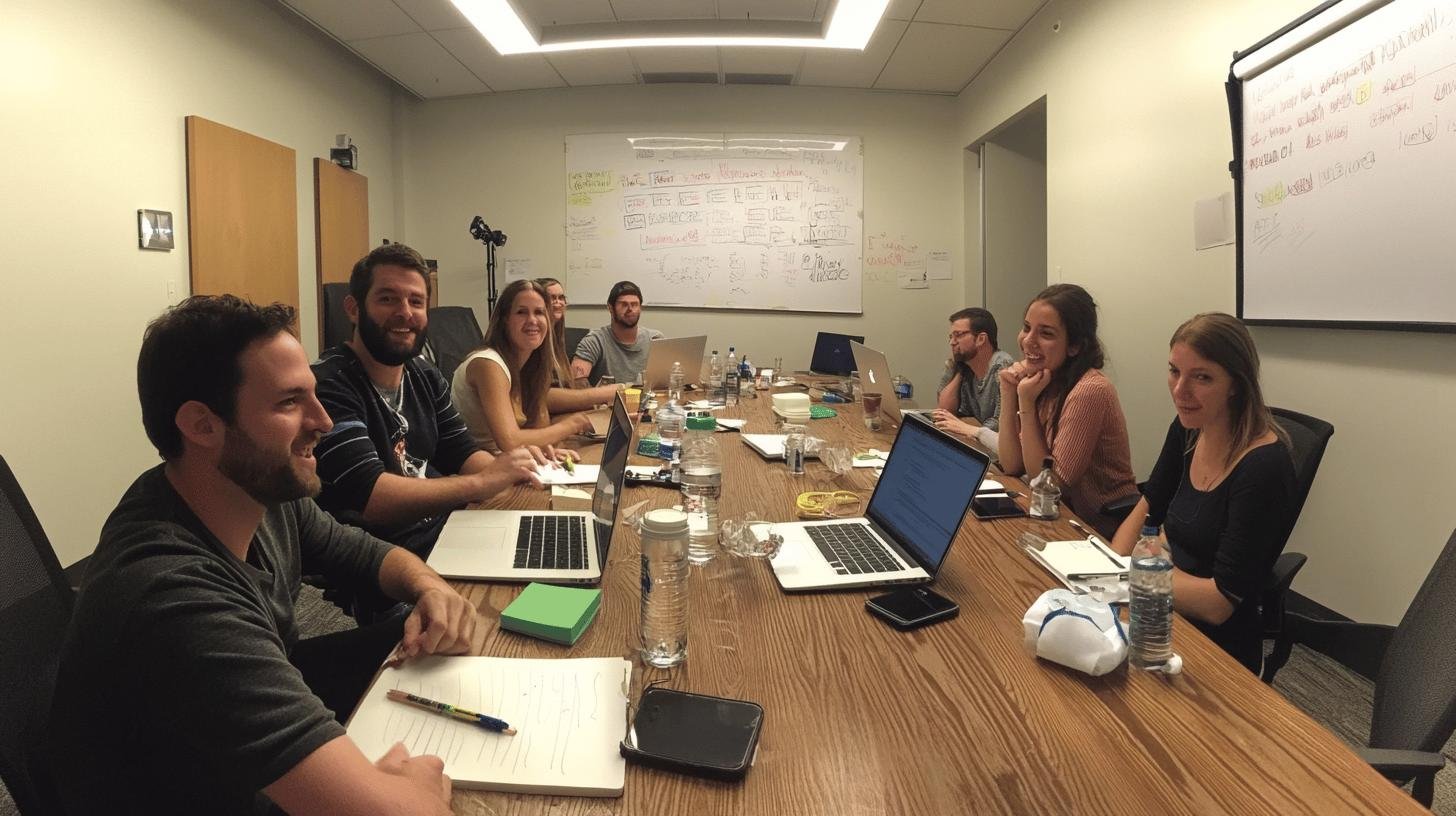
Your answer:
[1235,0,1456,328]
[564,133,863,313]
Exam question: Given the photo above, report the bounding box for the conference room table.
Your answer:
[447,391,1423,815]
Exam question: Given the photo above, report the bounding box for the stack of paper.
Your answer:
[500,582,602,645]
[1023,537,1130,586]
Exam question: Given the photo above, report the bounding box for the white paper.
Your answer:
[897,256,928,289]
[534,463,599,486]
[1193,192,1235,250]
[502,257,533,281]
[927,249,952,280]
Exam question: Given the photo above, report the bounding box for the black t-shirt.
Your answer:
[311,345,480,554]
[1142,418,1297,671]
[48,466,395,815]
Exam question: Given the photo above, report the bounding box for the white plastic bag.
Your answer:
[1022,589,1127,676]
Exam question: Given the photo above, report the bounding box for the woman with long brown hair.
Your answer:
[997,284,1137,537]
[536,277,621,414]
[1110,312,1295,673]
[451,279,592,452]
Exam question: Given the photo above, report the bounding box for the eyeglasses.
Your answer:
[948,330,975,342]
[549,294,568,303]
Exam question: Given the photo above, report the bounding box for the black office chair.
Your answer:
[565,326,589,360]
[320,282,353,351]
[422,306,484,381]
[1282,528,1456,807]
[0,456,74,815]
[1260,407,1335,683]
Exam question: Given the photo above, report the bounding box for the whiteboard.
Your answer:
[564,133,863,313]
[1235,0,1456,328]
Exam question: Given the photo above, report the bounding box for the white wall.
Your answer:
[397,85,964,395]
[0,0,401,565]
[954,0,1456,623]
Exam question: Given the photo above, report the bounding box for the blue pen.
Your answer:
[386,689,517,735]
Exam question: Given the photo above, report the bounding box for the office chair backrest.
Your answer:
[423,306,484,381]
[1370,528,1456,753]
[565,326,589,360]
[320,282,354,351]
[0,456,74,815]
[1268,407,1334,525]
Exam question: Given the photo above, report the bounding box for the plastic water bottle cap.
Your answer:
[641,508,689,536]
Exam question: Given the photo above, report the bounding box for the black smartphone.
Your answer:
[620,688,764,780]
[971,495,1027,519]
[865,586,960,630]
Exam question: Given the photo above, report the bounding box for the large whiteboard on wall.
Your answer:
[564,133,863,313]
[1237,0,1456,327]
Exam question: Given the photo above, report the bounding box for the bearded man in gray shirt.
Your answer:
[932,306,1013,449]
[570,280,663,386]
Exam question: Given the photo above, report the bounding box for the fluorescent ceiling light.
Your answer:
[626,136,848,152]
[449,0,890,56]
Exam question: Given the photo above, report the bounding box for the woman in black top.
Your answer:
[1111,313,1296,673]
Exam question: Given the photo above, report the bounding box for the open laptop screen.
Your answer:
[865,417,988,574]
[809,332,864,376]
[591,393,633,562]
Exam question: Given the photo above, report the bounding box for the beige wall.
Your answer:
[396,85,964,396]
[0,0,401,565]
[954,0,1456,623]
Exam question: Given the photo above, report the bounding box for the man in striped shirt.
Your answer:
[312,245,542,585]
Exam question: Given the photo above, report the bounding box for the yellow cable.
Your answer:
[795,490,864,519]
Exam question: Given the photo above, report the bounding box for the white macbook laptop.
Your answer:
[768,414,989,591]
[641,335,707,391]
[426,393,632,583]
[849,341,933,427]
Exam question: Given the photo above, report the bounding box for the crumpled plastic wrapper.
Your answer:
[721,513,781,559]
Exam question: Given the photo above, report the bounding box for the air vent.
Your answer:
[641,72,720,84]
[725,73,794,85]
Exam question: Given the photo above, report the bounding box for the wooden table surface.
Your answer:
[447,393,1422,815]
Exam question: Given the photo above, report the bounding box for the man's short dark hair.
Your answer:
[138,295,297,460]
[948,307,999,350]
[349,243,432,305]
[607,280,643,307]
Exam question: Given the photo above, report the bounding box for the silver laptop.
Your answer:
[641,335,707,391]
[768,415,989,591]
[850,341,932,427]
[426,393,632,583]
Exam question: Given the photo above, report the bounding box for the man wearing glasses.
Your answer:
[931,307,1013,449]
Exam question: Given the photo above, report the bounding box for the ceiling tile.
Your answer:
[351,32,489,97]
[914,0,1042,30]
[514,0,617,26]
[717,0,819,22]
[874,21,1006,93]
[390,0,471,31]
[631,47,719,75]
[885,0,921,22]
[612,0,717,21]
[284,0,421,42]
[720,47,803,77]
[546,50,638,86]
[434,28,566,91]
[797,18,906,88]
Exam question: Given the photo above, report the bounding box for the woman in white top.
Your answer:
[451,279,592,453]
[535,277,620,414]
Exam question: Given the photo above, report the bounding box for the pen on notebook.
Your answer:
[1067,571,1128,582]
[562,456,575,474]
[385,689,517,735]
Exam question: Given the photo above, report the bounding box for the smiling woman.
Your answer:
[450,279,593,453]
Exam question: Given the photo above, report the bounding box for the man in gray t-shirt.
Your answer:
[571,279,664,385]
[933,306,1013,449]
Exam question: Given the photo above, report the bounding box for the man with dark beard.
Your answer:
[570,280,664,386]
[311,244,541,578]
[50,296,466,815]
[931,306,1013,450]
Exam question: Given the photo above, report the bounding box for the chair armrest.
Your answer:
[1358,746,1446,780]
[1099,493,1139,522]
[1284,613,1395,682]
[1264,551,1307,592]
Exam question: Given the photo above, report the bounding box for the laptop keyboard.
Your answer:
[513,515,589,570]
[805,523,902,575]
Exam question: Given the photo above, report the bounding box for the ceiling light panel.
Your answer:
[512,0,616,26]
[718,0,820,21]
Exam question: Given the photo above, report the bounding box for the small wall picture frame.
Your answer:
[138,209,174,251]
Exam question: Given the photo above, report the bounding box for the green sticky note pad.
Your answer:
[500,583,602,645]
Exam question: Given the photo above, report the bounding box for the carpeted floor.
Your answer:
[4,592,1449,814]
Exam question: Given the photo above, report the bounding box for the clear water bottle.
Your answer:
[1029,457,1060,520]
[667,360,685,405]
[639,508,689,668]
[708,350,724,406]
[738,355,753,395]
[1129,524,1174,669]
[680,415,721,565]
[654,401,685,462]
[724,347,740,406]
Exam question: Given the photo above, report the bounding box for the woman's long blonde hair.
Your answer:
[535,277,574,389]
[1170,312,1290,464]
[480,279,554,422]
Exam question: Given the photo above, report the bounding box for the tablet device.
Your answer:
[971,495,1027,520]
[621,688,764,780]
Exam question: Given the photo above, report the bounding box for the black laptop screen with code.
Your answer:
[866,418,988,573]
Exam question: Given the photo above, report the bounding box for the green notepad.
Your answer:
[499,583,602,645]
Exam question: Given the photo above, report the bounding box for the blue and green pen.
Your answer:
[385,689,517,735]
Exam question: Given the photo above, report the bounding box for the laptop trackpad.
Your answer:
[436,524,508,550]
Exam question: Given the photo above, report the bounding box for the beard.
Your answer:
[357,308,426,365]
[219,424,320,505]
[952,347,974,365]
[612,310,639,330]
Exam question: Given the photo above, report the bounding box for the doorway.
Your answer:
[969,99,1047,336]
